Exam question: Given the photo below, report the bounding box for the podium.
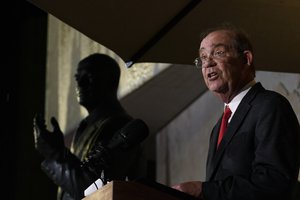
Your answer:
[82,180,198,200]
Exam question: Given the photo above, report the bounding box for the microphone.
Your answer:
[107,118,149,149]
[83,118,149,196]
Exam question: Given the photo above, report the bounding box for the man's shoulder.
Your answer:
[246,83,295,114]
[250,82,288,101]
[95,113,132,127]
[92,113,133,137]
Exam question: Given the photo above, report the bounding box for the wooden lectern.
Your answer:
[82,180,197,200]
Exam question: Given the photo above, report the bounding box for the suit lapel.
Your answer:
[206,83,263,180]
[71,124,98,158]
[71,117,111,159]
[206,117,222,180]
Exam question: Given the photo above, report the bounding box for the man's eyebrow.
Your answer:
[199,43,227,52]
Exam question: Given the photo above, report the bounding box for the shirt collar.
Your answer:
[225,80,256,121]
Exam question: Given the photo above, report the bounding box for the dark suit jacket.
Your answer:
[41,112,147,200]
[202,82,300,200]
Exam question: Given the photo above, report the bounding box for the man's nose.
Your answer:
[203,57,217,68]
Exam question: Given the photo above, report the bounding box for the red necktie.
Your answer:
[217,106,232,148]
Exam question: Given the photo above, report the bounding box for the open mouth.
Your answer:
[208,72,218,80]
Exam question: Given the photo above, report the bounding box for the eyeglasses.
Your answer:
[194,45,231,69]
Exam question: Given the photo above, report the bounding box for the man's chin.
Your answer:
[207,81,227,92]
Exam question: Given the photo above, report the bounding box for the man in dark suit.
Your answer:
[172,24,300,200]
[33,53,148,200]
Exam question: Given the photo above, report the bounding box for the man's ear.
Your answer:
[243,50,253,66]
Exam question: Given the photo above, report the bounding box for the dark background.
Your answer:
[2,0,56,199]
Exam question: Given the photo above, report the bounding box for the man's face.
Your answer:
[199,30,247,99]
[74,66,99,108]
[75,69,92,104]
